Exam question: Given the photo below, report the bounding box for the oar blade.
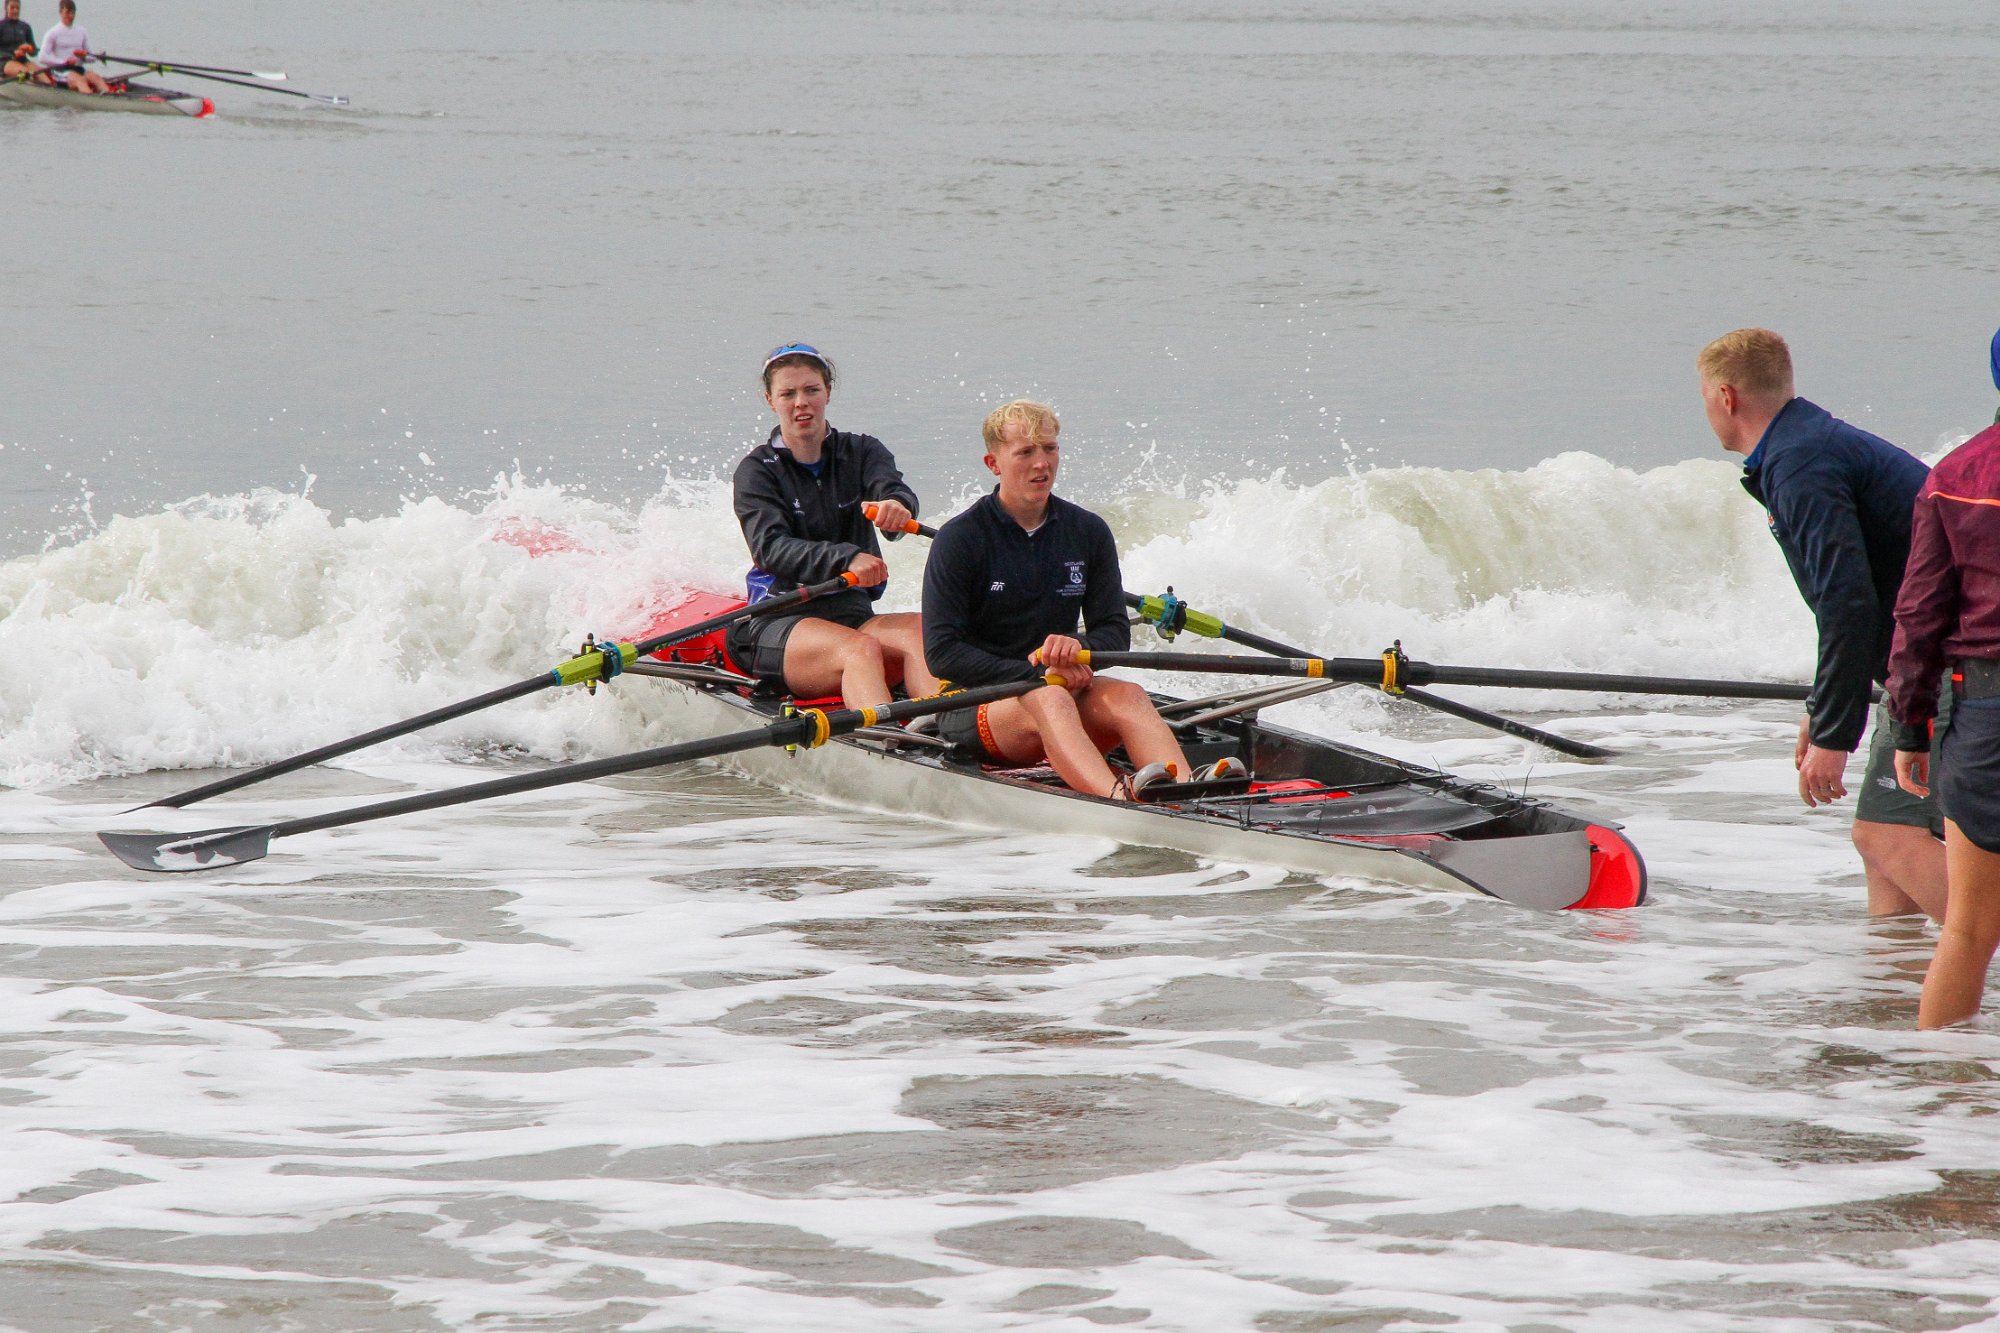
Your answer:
[99,826,275,874]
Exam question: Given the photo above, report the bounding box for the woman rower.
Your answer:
[1889,414,2000,1028]
[726,342,940,709]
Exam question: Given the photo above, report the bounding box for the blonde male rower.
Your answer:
[922,400,1239,800]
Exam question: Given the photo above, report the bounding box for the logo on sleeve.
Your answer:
[1060,561,1086,596]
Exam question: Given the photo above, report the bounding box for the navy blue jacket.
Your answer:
[1740,397,1928,751]
[922,491,1130,685]
[731,426,918,623]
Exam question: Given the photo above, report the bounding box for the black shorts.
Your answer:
[1939,692,2000,854]
[723,604,875,687]
[937,701,1002,760]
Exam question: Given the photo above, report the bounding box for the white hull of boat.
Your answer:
[0,79,211,116]
[648,678,1593,905]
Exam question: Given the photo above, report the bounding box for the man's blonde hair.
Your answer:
[1698,328,1794,402]
[982,400,1060,450]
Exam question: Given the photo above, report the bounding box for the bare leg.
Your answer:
[980,679,1189,800]
[858,612,940,698]
[779,618,893,709]
[1917,821,2000,1029]
[981,687,1121,798]
[1853,819,1948,923]
[1074,677,1189,777]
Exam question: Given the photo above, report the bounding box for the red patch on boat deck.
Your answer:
[636,591,747,665]
[1248,779,1353,804]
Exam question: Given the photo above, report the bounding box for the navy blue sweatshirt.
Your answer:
[922,491,1130,685]
[730,426,919,623]
[1739,397,1928,752]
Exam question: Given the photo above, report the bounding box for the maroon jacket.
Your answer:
[1887,423,2000,744]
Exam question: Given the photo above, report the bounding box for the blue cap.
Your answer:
[1990,326,1999,393]
[763,342,828,373]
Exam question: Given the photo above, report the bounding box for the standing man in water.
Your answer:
[922,400,1214,801]
[1699,327,1947,920]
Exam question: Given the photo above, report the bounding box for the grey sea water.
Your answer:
[6,3,2000,1331]
[4,0,1999,552]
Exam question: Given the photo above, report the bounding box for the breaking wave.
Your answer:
[0,453,1807,788]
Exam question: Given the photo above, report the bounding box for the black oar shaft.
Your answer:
[873,512,1616,754]
[1080,651,1818,702]
[150,675,553,810]
[98,53,283,79]
[1397,687,1614,759]
[96,58,346,104]
[273,725,798,839]
[1122,593,1611,757]
[271,676,1043,840]
[141,575,859,812]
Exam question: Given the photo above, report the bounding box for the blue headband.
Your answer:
[763,342,827,373]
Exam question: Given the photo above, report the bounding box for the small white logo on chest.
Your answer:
[990,580,1006,591]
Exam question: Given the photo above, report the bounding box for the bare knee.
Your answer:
[834,633,883,671]
[1022,683,1082,726]
[1090,678,1149,714]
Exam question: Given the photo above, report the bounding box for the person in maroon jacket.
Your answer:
[1888,418,2000,1028]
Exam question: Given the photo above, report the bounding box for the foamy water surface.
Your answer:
[3,469,1997,1330]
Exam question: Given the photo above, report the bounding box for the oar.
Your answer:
[94,56,346,105]
[99,677,1053,874]
[133,573,863,812]
[859,506,1608,758]
[1074,649,1822,702]
[1125,589,1611,759]
[97,54,288,80]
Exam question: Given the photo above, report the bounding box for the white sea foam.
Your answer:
[0,454,1807,790]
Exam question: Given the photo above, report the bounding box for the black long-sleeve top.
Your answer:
[730,426,919,621]
[922,491,1129,685]
[1739,397,1928,752]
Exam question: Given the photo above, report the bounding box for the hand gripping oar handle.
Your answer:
[135,572,862,811]
[99,676,1054,873]
[862,503,938,539]
[1076,650,1821,702]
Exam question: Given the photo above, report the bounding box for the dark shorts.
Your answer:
[723,604,874,687]
[1939,693,2000,854]
[937,701,1002,760]
[1856,694,1947,832]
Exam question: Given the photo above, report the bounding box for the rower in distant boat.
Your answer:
[34,0,108,93]
[1,0,50,82]
[727,342,941,710]
[922,400,1232,801]
[1,0,48,82]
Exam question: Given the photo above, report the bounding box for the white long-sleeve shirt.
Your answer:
[37,19,90,67]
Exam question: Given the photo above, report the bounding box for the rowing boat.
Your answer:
[0,78,213,117]
[627,592,1648,911]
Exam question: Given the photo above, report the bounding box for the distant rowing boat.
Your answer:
[0,78,213,117]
